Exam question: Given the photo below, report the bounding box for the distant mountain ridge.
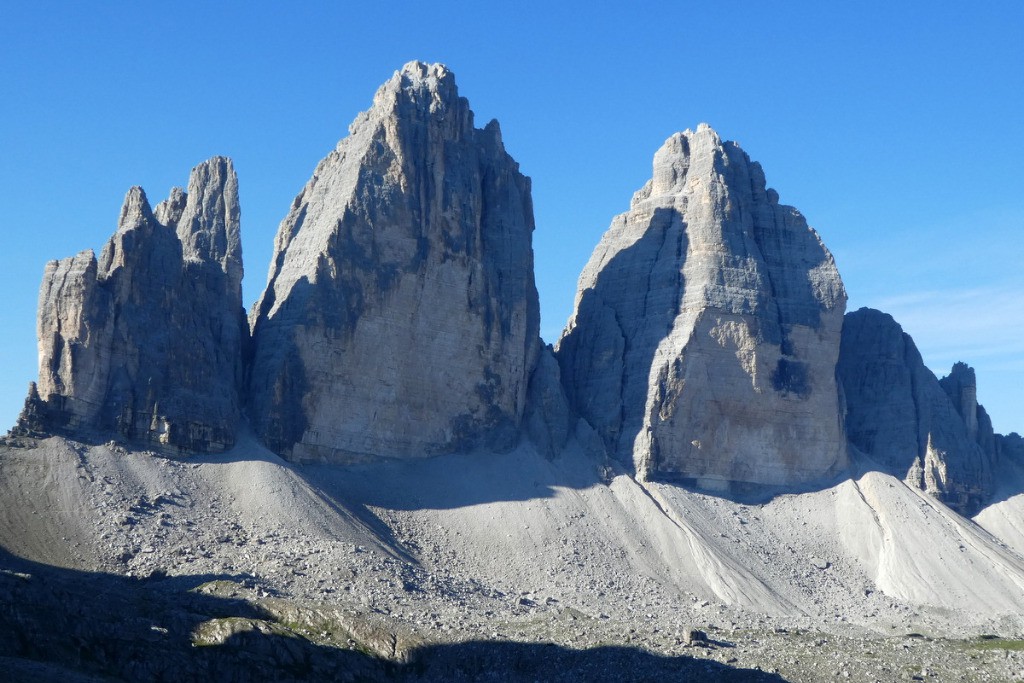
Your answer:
[13,61,1020,515]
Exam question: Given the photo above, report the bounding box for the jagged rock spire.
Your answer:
[247,62,541,462]
[557,124,848,489]
[839,310,997,514]
[23,157,246,452]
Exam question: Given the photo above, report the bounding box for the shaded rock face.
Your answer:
[248,62,541,462]
[837,308,994,514]
[522,346,572,460]
[556,125,848,489]
[939,361,997,457]
[999,432,1024,463]
[21,157,246,452]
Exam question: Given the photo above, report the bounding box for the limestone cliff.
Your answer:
[19,157,246,452]
[837,308,995,514]
[556,124,848,489]
[247,62,541,462]
[939,362,998,457]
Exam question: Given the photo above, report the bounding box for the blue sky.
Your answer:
[1,1,1021,434]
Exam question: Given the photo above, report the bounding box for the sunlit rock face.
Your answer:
[557,124,848,489]
[838,308,996,514]
[22,157,246,452]
[247,62,541,462]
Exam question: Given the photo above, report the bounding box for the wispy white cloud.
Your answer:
[861,283,1023,432]
[874,285,1024,359]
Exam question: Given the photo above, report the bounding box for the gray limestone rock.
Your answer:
[247,62,541,462]
[21,157,246,452]
[522,346,572,459]
[837,308,994,514]
[556,124,848,489]
[939,361,998,457]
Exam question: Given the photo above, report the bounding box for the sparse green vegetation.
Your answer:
[190,579,241,595]
[965,637,1024,651]
[190,616,299,647]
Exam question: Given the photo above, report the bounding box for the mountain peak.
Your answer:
[558,124,848,488]
[397,60,452,83]
[116,186,154,232]
[23,157,246,452]
[247,62,540,462]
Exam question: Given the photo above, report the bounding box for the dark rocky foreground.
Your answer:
[4,544,1024,682]
[0,549,791,682]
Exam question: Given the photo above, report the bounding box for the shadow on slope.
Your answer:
[0,547,788,683]
[0,545,380,681]
[302,442,607,512]
[403,639,787,682]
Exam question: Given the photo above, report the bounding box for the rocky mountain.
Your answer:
[12,64,1017,512]
[15,157,246,452]
[246,61,541,463]
[939,361,998,456]
[837,308,999,514]
[6,61,1024,682]
[556,124,848,490]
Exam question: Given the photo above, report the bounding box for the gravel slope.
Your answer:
[2,434,1024,680]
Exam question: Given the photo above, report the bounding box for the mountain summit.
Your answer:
[246,62,541,462]
[18,157,245,452]
[556,124,848,489]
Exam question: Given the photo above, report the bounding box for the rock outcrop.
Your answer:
[837,308,995,514]
[939,362,998,457]
[522,346,573,459]
[998,432,1024,463]
[18,157,246,452]
[556,124,848,489]
[247,62,541,462]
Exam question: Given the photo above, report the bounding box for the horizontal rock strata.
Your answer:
[19,157,245,452]
[557,124,848,489]
[247,62,541,462]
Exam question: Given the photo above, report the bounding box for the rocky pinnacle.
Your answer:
[21,157,246,452]
[838,308,996,514]
[556,124,848,489]
[246,62,541,462]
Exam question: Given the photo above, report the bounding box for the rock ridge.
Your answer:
[246,61,542,462]
[17,157,246,452]
[837,308,999,514]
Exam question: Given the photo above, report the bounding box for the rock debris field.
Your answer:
[2,434,1024,681]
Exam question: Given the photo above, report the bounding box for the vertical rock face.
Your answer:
[939,361,998,456]
[837,308,994,514]
[23,157,245,452]
[522,346,573,460]
[556,124,848,489]
[247,62,541,462]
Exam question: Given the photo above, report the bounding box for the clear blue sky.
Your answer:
[1,2,1021,434]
